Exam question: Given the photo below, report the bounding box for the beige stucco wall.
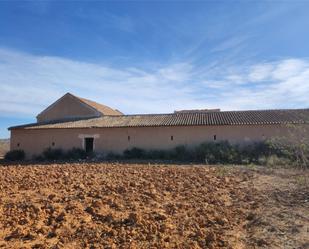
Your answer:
[37,95,100,122]
[10,124,298,159]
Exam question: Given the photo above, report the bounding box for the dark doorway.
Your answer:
[84,137,94,153]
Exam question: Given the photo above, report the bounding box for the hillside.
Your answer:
[0,139,10,157]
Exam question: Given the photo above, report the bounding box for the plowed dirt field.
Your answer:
[0,163,308,249]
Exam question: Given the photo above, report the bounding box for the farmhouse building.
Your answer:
[9,93,309,159]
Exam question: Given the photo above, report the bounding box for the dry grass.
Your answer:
[0,163,308,249]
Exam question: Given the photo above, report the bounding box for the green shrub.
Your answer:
[4,150,25,161]
[193,141,240,164]
[43,148,64,160]
[122,146,192,161]
[38,147,94,161]
[169,145,193,161]
[66,148,87,160]
[266,138,309,168]
[239,142,271,164]
[123,147,146,159]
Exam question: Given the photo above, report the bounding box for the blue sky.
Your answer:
[1,1,309,138]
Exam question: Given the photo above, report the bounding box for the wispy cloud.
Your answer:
[0,48,309,119]
[75,9,136,33]
[210,36,249,53]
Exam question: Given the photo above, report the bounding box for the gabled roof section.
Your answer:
[36,93,123,120]
[10,108,309,130]
[74,95,123,116]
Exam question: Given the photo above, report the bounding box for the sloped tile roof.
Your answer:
[76,96,123,116]
[9,108,309,130]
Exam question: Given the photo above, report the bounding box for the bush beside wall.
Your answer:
[114,140,309,168]
[66,148,88,160]
[35,147,91,161]
[43,148,65,160]
[35,139,308,168]
[123,147,146,159]
[4,150,25,161]
[6,137,308,168]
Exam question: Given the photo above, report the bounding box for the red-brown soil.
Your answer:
[0,163,308,249]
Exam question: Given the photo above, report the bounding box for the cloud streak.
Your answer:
[0,48,309,119]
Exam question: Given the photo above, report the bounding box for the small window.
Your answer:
[52,142,55,146]
[171,136,174,141]
[214,135,217,141]
[17,143,20,147]
[128,136,130,141]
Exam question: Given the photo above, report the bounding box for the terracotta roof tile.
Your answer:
[76,96,123,116]
[9,108,309,130]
